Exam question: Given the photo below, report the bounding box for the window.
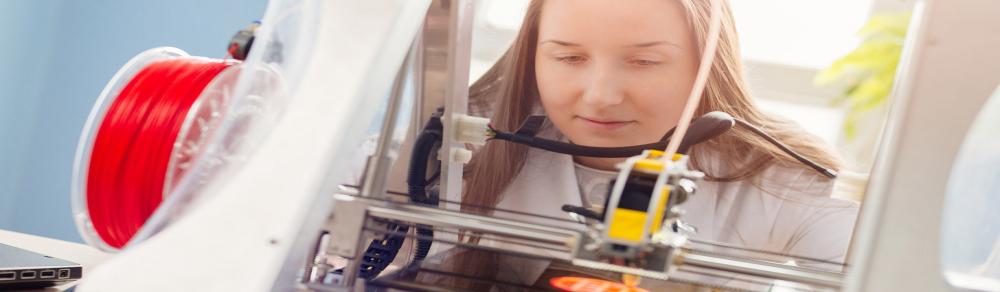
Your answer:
[731,0,873,69]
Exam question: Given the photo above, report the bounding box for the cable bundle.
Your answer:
[85,58,233,249]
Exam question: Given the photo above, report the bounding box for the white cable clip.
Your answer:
[454,114,490,146]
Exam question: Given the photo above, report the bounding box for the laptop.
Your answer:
[0,243,82,289]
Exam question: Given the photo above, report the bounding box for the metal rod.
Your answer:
[687,238,848,267]
[366,221,570,254]
[366,203,579,246]
[371,266,539,291]
[438,0,475,209]
[411,23,427,137]
[343,44,415,288]
[337,184,585,224]
[678,249,845,288]
[361,226,565,263]
[676,267,817,292]
[359,51,411,199]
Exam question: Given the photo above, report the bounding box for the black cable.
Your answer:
[369,221,570,254]
[339,185,586,225]
[360,226,565,263]
[561,205,602,221]
[733,119,838,179]
[489,112,837,179]
[489,111,735,157]
[425,170,440,186]
[407,129,442,204]
[407,124,442,261]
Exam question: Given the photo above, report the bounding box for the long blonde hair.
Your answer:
[462,0,842,214]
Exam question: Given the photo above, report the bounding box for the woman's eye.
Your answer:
[555,55,586,65]
[630,59,662,67]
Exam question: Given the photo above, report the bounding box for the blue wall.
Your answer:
[0,0,267,242]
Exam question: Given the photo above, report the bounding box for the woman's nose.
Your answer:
[580,66,626,107]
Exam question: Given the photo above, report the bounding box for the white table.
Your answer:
[0,229,110,291]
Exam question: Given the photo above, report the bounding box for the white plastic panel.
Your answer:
[844,0,1000,291]
[75,0,432,291]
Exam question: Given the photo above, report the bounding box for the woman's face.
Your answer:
[535,0,700,150]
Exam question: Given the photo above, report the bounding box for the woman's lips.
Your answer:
[576,116,635,130]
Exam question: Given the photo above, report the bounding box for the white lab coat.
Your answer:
[477,123,860,286]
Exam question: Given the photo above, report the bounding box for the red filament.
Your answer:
[86,58,232,248]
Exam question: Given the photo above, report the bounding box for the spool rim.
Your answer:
[71,47,189,252]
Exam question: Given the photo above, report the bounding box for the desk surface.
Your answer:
[0,229,111,291]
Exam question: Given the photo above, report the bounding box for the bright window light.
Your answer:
[731,0,873,69]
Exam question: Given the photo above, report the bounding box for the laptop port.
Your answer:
[20,270,36,279]
[58,269,70,279]
[40,270,55,279]
[0,271,15,281]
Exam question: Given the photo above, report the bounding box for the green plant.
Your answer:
[814,11,911,139]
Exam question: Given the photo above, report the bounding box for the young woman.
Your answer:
[444,0,859,287]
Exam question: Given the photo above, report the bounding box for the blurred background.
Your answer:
[0,0,913,243]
